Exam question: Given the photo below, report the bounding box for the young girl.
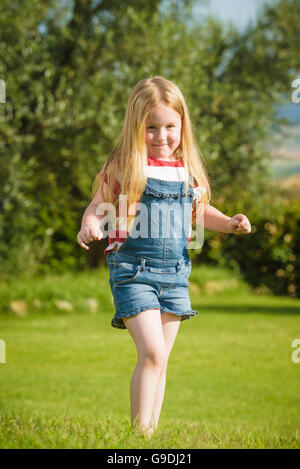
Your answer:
[77,76,251,438]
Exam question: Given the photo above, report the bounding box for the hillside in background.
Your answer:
[267,103,300,189]
[276,102,300,124]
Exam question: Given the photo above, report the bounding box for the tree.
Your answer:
[0,0,299,278]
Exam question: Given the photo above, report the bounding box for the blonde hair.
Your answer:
[92,76,211,234]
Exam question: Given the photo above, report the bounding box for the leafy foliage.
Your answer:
[0,0,299,297]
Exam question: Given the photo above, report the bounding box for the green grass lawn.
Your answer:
[0,265,299,448]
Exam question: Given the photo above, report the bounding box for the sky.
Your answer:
[193,0,276,31]
[192,0,300,125]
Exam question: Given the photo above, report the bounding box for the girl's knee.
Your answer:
[139,346,168,370]
[124,308,168,369]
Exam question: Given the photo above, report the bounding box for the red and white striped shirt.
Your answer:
[102,155,206,256]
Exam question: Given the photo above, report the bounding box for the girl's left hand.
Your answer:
[228,214,251,235]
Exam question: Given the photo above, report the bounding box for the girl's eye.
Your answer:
[147,125,174,129]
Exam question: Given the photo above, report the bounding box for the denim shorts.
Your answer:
[107,251,198,329]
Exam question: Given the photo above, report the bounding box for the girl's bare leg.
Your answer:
[123,309,167,437]
[150,312,181,430]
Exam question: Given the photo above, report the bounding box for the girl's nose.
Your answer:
[156,128,167,142]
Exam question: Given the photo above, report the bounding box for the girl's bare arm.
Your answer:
[77,181,109,250]
[203,205,251,234]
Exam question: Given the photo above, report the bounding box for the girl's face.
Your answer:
[145,104,182,159]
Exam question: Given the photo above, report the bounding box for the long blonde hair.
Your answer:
[92,76,211,233]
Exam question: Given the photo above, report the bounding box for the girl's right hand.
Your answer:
[77,224,103,250]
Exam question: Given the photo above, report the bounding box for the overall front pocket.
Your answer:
[177,261,192,283]
[111,262,142,287]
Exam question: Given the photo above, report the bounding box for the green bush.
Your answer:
[198,198,300,298]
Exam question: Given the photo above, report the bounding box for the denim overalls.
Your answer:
[107,176,198,329]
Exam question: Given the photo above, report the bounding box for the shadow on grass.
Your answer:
[193,303,300,315]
